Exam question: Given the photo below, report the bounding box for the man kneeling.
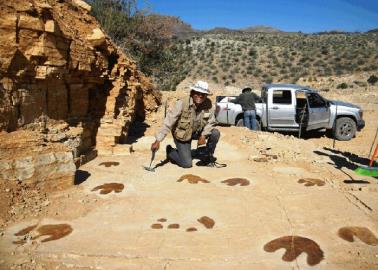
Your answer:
[151,81,220,168]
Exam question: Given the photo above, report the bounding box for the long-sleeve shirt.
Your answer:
[155,97,217,142]
[231,92,256,111]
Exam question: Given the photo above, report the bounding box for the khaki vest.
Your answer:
[173,97,212,142]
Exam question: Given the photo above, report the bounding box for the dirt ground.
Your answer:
[0,88,377,270]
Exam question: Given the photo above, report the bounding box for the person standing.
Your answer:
[231,87,257,130]
[150,81,220,168]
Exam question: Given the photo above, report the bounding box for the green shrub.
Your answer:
[367,75,378,85]
[248,48,257,57]
[336,82,348,89]
[265,77,273,83]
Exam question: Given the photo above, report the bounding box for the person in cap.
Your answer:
[151,80,220,168]
[231,87,258,130]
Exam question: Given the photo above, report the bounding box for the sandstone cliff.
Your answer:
[0,0,161,185]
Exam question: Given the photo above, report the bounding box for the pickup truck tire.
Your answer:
[236,118,244,127]
[236,118,261,130]
[334,117,357,141]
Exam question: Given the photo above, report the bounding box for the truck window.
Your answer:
[273,90,292,104]
[307,93,327,108]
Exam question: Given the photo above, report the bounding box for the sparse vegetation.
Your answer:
[88,0,193,90]
[367,75,378,85]
[88,1,378,90]
[171,31,378,87]
[336,82,348,89]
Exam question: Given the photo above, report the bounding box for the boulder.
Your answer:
[72,0,92,12]
[86,28,106,47]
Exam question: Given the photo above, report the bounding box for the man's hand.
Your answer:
[197,135,206,146]
[151,140,160,152]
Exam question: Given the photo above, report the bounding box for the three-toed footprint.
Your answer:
[13,224,73,245]
[177,175,251,187]
[91,183,124,194]
[264,235,324,266]
[151,216,215,232]
[177,174,210,184]
[298,178,325,187]
[221,178,250,186]
[338,226,378,246]
[99,162,120,167]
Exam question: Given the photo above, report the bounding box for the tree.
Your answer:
[88,0,189,90]
[87,0,143,43]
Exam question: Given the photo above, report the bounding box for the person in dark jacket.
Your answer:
[231,87,257,130]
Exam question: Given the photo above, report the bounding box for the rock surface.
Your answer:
[0,130,75,187]
[0,0,161,161]
[0,87,377,270]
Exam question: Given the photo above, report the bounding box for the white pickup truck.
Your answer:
[215,84,365,141]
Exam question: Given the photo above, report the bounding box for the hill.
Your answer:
[242,25,282,33]
[86,6,378,92]
[161,31,378,90]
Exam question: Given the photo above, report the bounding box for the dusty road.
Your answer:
[0,90,377,270]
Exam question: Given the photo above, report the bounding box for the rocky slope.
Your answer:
[160,31,378,90]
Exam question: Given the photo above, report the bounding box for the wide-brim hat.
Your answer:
[190,80,212,95]
[242,87,252,93]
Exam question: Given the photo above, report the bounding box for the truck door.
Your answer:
[215,97,230,124]
[268,89,297,128]
[216,96,241,124]
[295,91,308,128]
[306,92,331,131]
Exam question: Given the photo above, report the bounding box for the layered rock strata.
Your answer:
[0,0,161,173]
[0,130,76,189]
[0,0,160,152]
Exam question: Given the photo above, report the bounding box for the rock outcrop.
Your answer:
[0,130,76,189]
[0,0,161,167]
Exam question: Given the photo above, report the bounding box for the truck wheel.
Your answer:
[236,118,244,127]
[334,117,356,141]
[236,118,261,130]
[255,120,261,131]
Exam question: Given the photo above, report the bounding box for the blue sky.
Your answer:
[140,0,378,33]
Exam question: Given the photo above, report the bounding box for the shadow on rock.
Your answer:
[313,147,375,180]
[343,180,370,184]
[313,148,362,171]
[125,121,150,144]
[323,147,371,167]
[74,170,91,185]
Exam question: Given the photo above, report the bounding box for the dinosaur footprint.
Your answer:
[99,162,120,167]
[91,183,124,194]
[264,236,324,266]
[298,178,325,187]
[338,227,378,246]
[151,218,180,230]
[197,216,215,229]
[221,178,250,186]
[151,216,215,232]
[13,224,73,245]
[177,174,210,184]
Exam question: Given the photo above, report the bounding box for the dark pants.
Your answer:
[168,129,220,168]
